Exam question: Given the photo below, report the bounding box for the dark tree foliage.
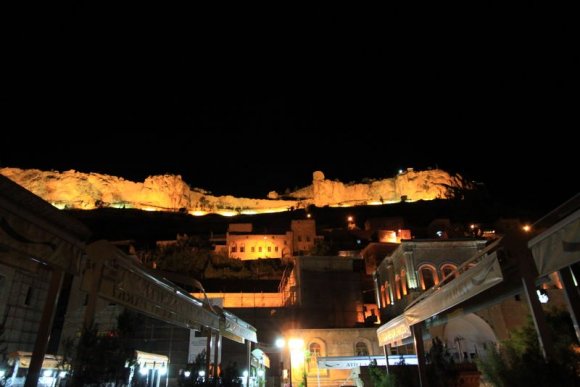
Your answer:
[476,308,580,387]
[72,309,140,386]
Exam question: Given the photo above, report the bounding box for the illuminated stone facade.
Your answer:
[227,232,293,260]
[225,220,318,260]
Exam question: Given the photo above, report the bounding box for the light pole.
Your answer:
[276,337,305,387]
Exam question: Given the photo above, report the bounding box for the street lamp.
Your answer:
[277,338,305,387]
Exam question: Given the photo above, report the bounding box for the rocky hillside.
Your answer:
[0,167,465,214]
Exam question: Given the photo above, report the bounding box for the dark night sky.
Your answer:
[2,3,577,214]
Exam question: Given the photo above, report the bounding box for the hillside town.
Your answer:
[0,169,578,387]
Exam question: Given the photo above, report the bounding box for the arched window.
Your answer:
[307,340,327,376]
[355,342,369,356]
[419,265,439,290]
[380,285,386,307]
[441,264,457,280]
[383,281,391,305]
[309,342,321,357]
[400,269,408,296]
[395,275,402,300]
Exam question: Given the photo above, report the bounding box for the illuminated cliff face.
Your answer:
[307,169,464,207]
[0,167,464,215]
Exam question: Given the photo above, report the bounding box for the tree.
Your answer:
[368,359,397,387]
[72,310,140,386]
[476,308,580,386]
[426,337,455,387]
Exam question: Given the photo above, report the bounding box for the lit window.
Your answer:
[308,342,322,373]
[380,285,386,307]
[395,275,402,300]
[419,266,439,290]
[383,281,391,305]
[310,342,321,357]
[400,270,408,296]
[355,342,369,356]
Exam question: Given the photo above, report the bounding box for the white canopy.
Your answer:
[135,350,169,369]
[8,352,62,370]
[529,208,580,277]
[377,314,412,347]
[405,251,503,326]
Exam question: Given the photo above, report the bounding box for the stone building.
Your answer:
[373,239,509,358]
[225,220,318,260]
[200,254,381,387]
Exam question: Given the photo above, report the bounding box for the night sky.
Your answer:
[2,3,577,214]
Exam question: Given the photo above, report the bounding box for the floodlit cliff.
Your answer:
[0,167,465,215]
[296,169,464,207]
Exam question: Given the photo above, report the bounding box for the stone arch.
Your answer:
[354,337,373,356]
[307,337,327,376]
[418,264,439,290]
[440,263,458,280]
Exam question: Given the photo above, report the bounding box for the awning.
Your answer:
[377,314,412,347]
[251,349,270,368]
[219,309,258,344]
[135,350,169,369]
[405,251,503,325]
[0,175,90,274]
[317,355,418,369]
[83,241,220,331]
[8,352,62,370]
[529,208,580,277]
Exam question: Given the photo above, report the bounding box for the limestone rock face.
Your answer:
[0,167,464,214]
[394,169,457,201]
[311,169,461,206]
[0,168,297,214]
[313,171,325,181]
